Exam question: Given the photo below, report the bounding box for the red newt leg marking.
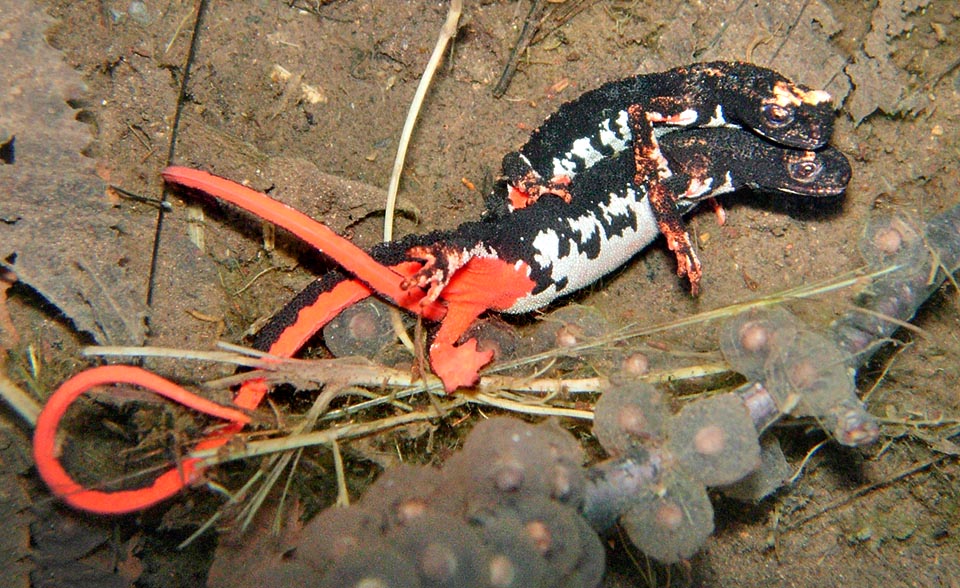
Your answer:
[427,257,535,392]
[647,108,699,126]
[677,178,726,227]
[647,182,702,295]
[707,197,727,226]
[33,365,250,514]
[507,170,573,211]
[628,105,702,294]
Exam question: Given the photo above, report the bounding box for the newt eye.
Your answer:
[762,103,795,128]
[788,159,822,183]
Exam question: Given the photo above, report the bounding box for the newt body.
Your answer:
[34,63,849,514]
[244,127,850,391]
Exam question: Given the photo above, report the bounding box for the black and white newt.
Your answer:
[494,61,835,213]
[33,64,847,515]
[165,126,850,392]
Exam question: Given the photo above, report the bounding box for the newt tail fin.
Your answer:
[162,166,445,320]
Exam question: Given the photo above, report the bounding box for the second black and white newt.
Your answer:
[494,61,835,213]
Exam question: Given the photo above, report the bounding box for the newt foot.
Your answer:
[430,338,494,393]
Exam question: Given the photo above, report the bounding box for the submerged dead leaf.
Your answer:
[0,0,147,345]
[844,0,931,123]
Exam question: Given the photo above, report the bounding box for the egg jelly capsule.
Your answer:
[763,329,854,416]
[858,213,925,270]
[593,380,669,457]
[323,298,399,359]
[665,393,762,487]
[763,330,879,446]
[720,306,801,380]
[621,471,714,564]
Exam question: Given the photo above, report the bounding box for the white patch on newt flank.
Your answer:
[531,229,560,270]
[706,104,727,127]
[552,156,577,180]
[597,185,636,223]
[552,109,635,180]
[553,138,604,179]
[570,137,605,167]
[598,113,630,152]
[613,109,632,141]
[507,188,672,314]
[567,210,600,242]
[714,171,735,195]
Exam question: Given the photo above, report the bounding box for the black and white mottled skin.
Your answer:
[253,127,850,350]
[504,61,835,189]
[425,126,850,313]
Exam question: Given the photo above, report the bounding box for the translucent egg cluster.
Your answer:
[259,418,604,588]
[592,380,761,563]
[721,306,879,446]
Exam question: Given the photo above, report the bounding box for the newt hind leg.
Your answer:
[423,256,536,392]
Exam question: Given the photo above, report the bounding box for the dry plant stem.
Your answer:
[239,449,297,532]
[179,467,267,549]
[0,371,41,427]
[382,0,462,241]
[472,392,593,420]
[478,375,603,395]
[787,439,829,485]
[237,382,347,531]
[82,345,267,368]
[331,439,349,506]
[190,399,468,468]
[382,0,462,351]
[276,449,305,533]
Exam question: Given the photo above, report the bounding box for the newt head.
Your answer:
[659,127,850,199]
[751,80,834,151]
[776,146,852,197]
[705,62,835,151]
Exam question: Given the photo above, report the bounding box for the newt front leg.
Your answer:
[628,104,703,294]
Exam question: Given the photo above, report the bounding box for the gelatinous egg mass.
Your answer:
[666,393,761,487]
[621,475,714,564]
[593,381,668,457]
